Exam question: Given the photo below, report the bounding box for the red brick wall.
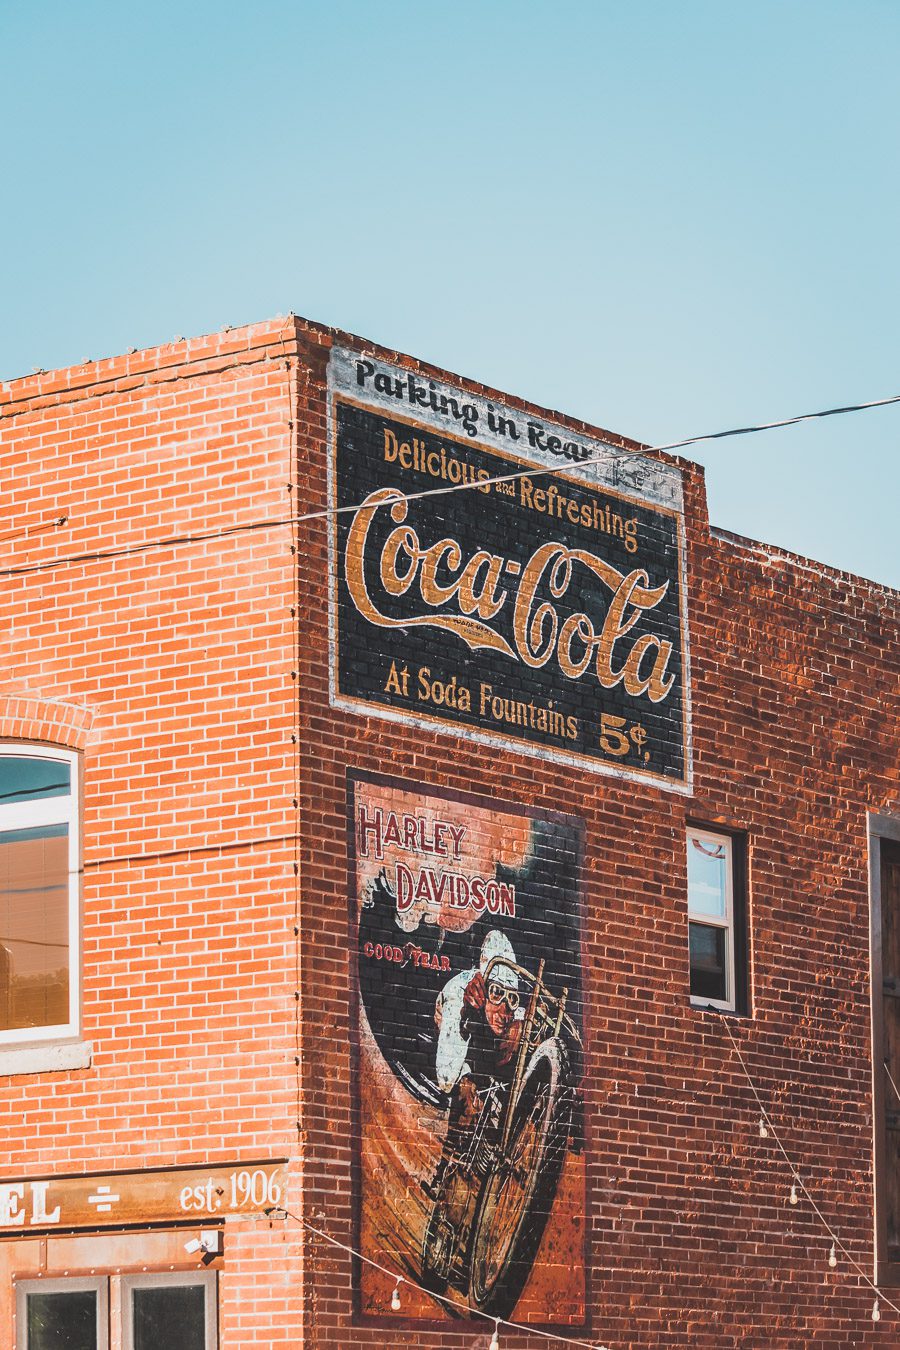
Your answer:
[0,321,305,1344]
[1,315,898,1348]
[291,318,900,1348]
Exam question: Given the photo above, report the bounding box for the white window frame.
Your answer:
[16,1276,108,1350]
[687,826,736,1013]
[122,1271,218,1350]
[0,745,81,1046]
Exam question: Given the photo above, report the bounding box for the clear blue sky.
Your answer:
[2,1,897,587]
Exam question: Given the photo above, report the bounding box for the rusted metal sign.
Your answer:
[0,1160,287,1233]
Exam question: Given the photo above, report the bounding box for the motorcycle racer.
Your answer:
[423,930,524,1199]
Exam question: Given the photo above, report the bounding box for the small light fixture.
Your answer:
[183,1231,220,1256]
[759,1116,769,1139]
[789,1182,798,1206]
[829,1243,837,1268]
[489,1319,500,1350]
[872,1297,881,1322]
[390,1280,401,1312]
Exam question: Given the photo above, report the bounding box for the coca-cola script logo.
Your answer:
[345,487,676,705]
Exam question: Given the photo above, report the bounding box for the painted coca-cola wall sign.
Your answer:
[328,347,691,790]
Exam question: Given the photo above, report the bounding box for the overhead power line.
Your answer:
[0,515,67,546]
[648,392,900,452]
[1,391,898,582]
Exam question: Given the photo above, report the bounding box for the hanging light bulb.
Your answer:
[789,1181,799,1205]
[489,1319,500,1350]
[390,1280,402,1312]
[828,1243,837,1268]
[759,1116,769,1139]
[872,1297,881,1322]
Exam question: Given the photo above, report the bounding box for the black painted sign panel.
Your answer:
[329,360,690,788]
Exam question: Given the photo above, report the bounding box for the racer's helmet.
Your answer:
[478,928,518,991]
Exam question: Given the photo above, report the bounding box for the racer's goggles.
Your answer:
[487,981,520,1011]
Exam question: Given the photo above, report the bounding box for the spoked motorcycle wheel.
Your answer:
[467,1037,571,1318]
[421,1159,472,1296]
[421,1190,454,1295]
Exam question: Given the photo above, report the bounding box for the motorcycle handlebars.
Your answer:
[482,956,583,1049]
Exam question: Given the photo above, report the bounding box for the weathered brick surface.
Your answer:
[0,320,305,1343]
[1,315,898,1347]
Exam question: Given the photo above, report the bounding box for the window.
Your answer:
[123,1273,217,1350]
[0,747,80,1044]
[16,1273,217,1350]
[869,813,900,1282]
[17,1278,107,1350]
[687,826,747,1013]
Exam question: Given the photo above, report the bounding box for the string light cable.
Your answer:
[7,823,895,1334]
[883,1060,900,1109]
[4,835,894,1329]
[1,391,899,580]
[271,1204,613,1350]
[715,1008,900,1320]
[7,808,898,1328]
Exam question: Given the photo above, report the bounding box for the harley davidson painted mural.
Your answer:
[329,347,691,790]
[351,774,586,1325]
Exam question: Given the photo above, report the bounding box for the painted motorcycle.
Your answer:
[420,956,582,1318]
